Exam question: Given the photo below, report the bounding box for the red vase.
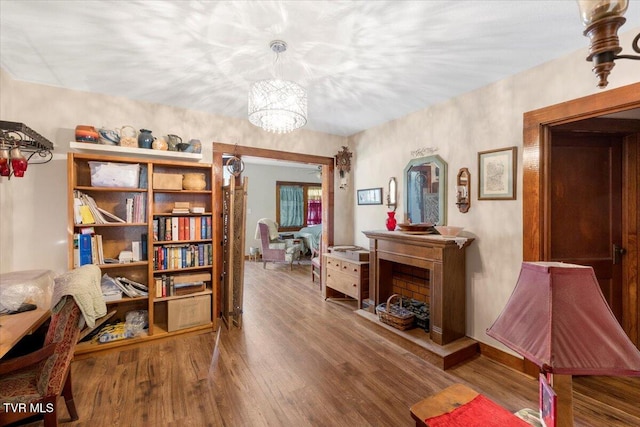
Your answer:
[386,211,397,231]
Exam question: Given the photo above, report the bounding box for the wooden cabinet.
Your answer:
[67,152,215,355]
[323,252,369,308]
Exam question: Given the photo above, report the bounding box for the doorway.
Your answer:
[523,82,640,347]
[211,142,336,322]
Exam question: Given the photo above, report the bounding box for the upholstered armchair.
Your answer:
[0,297,81,426]
[258,222,301,270]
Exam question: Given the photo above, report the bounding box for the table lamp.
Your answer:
[487,262,640,427]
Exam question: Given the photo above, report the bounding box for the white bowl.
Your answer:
[435,226,464,237]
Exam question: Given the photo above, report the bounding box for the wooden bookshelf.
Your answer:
[68,152,215,355]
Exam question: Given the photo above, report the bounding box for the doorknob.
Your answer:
[613,243,626,265]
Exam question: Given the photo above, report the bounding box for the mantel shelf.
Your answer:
[69,141,203,161]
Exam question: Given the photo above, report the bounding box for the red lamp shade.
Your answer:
[487,262,640,376]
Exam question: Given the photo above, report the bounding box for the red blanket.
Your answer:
[425,394,531,427]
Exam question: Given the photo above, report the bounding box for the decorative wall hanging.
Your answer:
[456,168,471,213]
[478,147,517,200]
[357,187,382,205]
[0,121,54,179]
[335,146,352,190]
[225,144,245,177]
[410,147,438,158]
[386,177,397,211]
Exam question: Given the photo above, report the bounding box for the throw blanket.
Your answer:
[254,218,280,241]
[50,264,107,328]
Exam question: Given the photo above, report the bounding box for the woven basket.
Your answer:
[376,294,415,331]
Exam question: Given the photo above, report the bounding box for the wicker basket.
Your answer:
[376,294,415,330]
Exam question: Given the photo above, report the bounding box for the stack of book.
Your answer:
[74,190,126,224]
[155,272,211,297]
[74,231,105,266]
[172,201,190,214]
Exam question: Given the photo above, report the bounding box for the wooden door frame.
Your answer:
[523,82,640,346]
[211,142,335,322]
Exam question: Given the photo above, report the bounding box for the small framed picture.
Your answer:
[357,187,383,205]
[478,146,517,200]
[539,373,557,427]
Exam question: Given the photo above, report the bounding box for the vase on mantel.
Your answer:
[385,211,397,231]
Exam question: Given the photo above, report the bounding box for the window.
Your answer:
[276,181,322,231]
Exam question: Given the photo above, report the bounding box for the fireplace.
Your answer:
[363,230,474,346]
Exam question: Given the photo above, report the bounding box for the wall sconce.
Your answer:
[577,0,640,88]
[386,177,397,211]
[0,121,54,179]
[456,168,470,213]
[335,146,352,190]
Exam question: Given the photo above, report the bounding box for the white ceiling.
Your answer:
[1,1,639,137]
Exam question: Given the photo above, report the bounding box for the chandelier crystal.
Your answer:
[248,41,307,133]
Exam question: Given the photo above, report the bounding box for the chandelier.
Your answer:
[248,40,307,134]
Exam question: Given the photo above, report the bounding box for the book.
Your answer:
[79,233,92,266]
[171,217,179,241]
[190,206,205,214]
[79,205,95,224]
[98,206,125,223]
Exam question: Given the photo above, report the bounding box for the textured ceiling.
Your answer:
[1,1,639,136]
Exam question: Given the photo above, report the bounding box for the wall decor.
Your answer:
[456,168,471,213]
[478,147,516,200]
[335,145,352,190]
[386,177,397,211]
[357,187,383,205]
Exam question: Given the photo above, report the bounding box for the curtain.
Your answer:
[307,187,322,225]
[280,185,304,227]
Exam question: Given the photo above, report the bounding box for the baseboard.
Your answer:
[478,342,538,378]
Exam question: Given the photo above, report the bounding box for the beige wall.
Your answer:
[349,27,640,353]
[1,27,638,355]
[0,69,349,274]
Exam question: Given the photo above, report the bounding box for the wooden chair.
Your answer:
[0,296,82,427]
[258,222,301,270]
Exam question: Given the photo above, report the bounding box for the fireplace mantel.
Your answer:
[363,230,474,346]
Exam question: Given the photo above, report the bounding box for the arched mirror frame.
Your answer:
[403,155,447,225]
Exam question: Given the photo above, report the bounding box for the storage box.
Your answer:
[153,173,183,190]
[89,161,140,188]
[167,294,211,332]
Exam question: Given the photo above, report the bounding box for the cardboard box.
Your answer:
[153,173,183,190]
[167,294,211,332]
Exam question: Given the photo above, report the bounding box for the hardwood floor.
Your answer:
[23,260,640,426]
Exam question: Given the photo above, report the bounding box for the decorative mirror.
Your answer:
[386,177,397,210]
[456,168,470,213]
[404,155,447,225]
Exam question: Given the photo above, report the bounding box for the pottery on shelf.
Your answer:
[152,136,168,150]
[182,173,206,190]
[166,134,182,151]
[119,125,138,148]
[138,129,154,149]
[75,125,100,143]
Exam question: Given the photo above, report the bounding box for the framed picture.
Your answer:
[478,146,517,200]
[357,187,383,205]
[539,373,557,427]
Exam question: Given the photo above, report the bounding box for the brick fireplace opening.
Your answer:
[391,263,430,304]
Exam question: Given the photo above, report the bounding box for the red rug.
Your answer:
[425,394,531,426]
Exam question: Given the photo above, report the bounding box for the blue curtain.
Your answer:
[280,186,304,227]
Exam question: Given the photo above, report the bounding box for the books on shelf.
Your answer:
[154,215,212,241]
[74,190,143,224]
[75,232,105,266]
[153,243,213,271]
[154,272,211,298]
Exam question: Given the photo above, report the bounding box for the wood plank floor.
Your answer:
[24,260,640,426]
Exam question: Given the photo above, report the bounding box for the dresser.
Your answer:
[322,252,369,308]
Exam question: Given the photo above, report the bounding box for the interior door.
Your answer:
[549,131,623,322]
[221,177,248,328]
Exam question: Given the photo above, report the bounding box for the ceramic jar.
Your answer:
[182,173,206,190]
[138,129,154,149]
[119,125,138,148]
[152,136,168,150]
